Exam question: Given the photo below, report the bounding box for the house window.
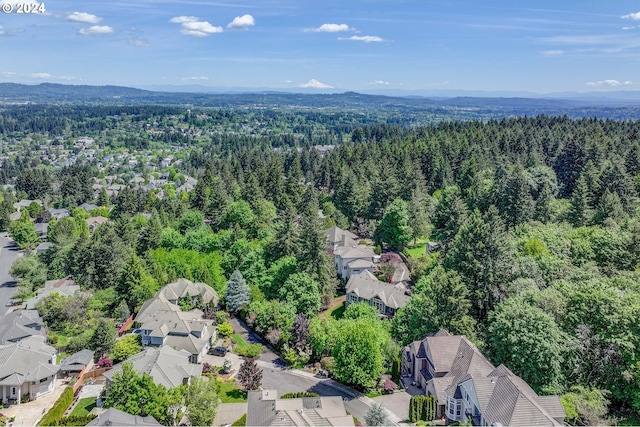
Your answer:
[11,387,16,395]
[40,377,48,383]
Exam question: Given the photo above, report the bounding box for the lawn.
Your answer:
[329,304,345,320]
[404,243,426,259]
[231,333,263,357]
[69,397,97,417]
[217,379,248,403]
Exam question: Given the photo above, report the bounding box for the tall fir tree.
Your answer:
[224,270,251,313]
[569,174,592,227]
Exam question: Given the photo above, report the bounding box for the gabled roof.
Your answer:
[104,346,202,389]
[88,407,161,426]
[247,389,354,427]
[347,259,374,269]
[0,310,44,344]
[0,336,58,385]
[324,226,359,246]
[160,278,218,306]
[346,271,409,310]
[25,277,79,310]
[61,349,95,371]
[334,245,375,259]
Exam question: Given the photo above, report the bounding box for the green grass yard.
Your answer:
[217,379,247,403]
[403,243,426,258]
[69,397,97,417]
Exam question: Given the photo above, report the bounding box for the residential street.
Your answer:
[229,316,408,425]
[0,233,20,313]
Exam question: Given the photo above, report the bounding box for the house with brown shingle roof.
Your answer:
[403,330,564,426]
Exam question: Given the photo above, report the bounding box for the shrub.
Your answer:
[409,395,437,422]
[218,321,233,337]
[236,343,263,358]
[280,392,320,399]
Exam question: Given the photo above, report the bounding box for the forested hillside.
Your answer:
[2,106,640,424]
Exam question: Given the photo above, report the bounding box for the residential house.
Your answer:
[47,208,70,220]
[0,310,45,345]
[333,245,375,280]
[0,336,59,405]
[103,346,202,390]
[86,216,109,233]
[324,225,359,251]
[246,389,354,427]
[402,330,565,426]
[79,203,99,213]
[35,241,54,255]
[34,222,49,240]
[345,271,409,317]
[134,279,219,363]
[25,277,79,310]
[60,349,94,377]
[88,408,161,426]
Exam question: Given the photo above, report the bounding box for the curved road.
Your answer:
[229,316,402,425]
[0,233,20,312]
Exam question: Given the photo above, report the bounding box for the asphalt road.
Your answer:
[230,316,394,425]
[0,233,20,312]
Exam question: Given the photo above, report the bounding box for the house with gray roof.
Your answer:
[88,407,161,426]
[60,349,94,377]
[403,330,564,425]
[0,336,59,405]
[0,310,45,344]
[345,270,409,317]
[246,389,354,427]
[324,225,359,251]
[25,277,79,310]
[333,245,375,280]
[47,208,70,220]
[103,346,202,390]
[134,279,218,363]
[86,216,109,233]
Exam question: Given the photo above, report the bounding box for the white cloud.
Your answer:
[0,26,4,36]
[78,25,114,35]
[1,71,16,76]
[542,49,564,56]
[340,35,384,43]
[622,26,637,30]
[306,23,354,33]
[369,80,389,85]
[298,79,333,89]
[621,12,640,20]
[227,14,255,29]
[169,16,198,24]
[181,76,209,81]
[66,12,102,24]
[129,37,148,46]
[31,72,52,79]
[170,16,223,37]
[586,79,632,87]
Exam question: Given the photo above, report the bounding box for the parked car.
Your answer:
[209,346,228,356]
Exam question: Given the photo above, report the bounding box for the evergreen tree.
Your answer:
[377,198,412,249]
[137,214,162,255]
[445,206,512,322]
[365,402,390,427]
[117,254,159,311]
[224,270,250,313]
[432,186,468,244]
[267,199,301,263]
[569,175,592,227]
[89,318,116,359]
[502,166,534,227]
[534,181,554,223]
[97,187,110,207]
[297,187,336,307]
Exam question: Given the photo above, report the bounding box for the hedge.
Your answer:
[280,392,320,399]
[409,395,436,422]
[39,387,74,426]
[48,415,97,426]
[231,414,246,426]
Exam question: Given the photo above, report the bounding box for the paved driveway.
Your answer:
[4,379,67,427]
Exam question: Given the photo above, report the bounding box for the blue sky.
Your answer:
[0,0,639,93]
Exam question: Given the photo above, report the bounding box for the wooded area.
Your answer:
[2,105,640,424]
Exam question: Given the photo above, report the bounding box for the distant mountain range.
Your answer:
[2,82,640,120]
